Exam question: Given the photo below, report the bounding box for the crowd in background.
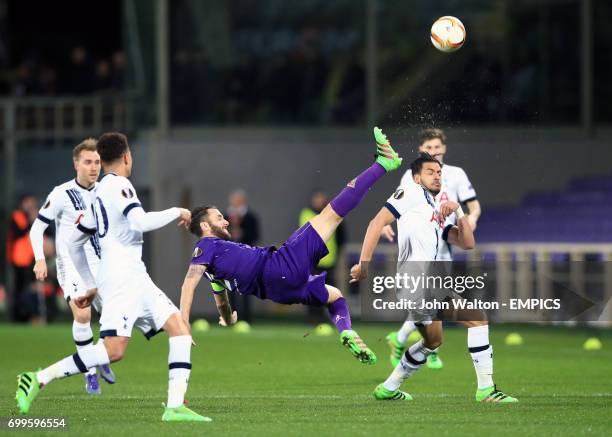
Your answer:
[5,46,125,97]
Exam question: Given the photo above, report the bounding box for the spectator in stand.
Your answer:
[93,60,112,92]
[7,194,38,322]
[111,51,126,91]
[38,66,58,96]
[13,63,36,96]
[226,189,260,322]
[66,46,93,95]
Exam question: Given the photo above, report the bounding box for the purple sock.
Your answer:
[330,163,386,217]
[328,297,352,332]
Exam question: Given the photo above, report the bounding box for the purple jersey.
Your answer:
[190,237,275,296]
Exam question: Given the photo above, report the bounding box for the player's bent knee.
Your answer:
[103,338,129,362]
[70,302,91,324]
[326,285,343,303]
[163,312,190,337]
[309,205,342,242]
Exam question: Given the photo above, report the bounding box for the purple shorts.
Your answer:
[262,223,330,306]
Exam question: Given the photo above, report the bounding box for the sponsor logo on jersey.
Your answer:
[393,188,404,200]
[121,188,135,199]
[438,192,449,202]
[193,247,203,258]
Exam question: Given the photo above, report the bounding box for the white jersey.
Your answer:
[81,173,148,296]
[385,181,453,262]
[398,163,476,260]
[37,179,101,286]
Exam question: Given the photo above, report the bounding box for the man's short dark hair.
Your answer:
[97,132,129,164]
[410,152,442,175]
[419,128,446,144]
[190,205,218,237]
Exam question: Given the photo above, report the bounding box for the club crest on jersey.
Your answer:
[121,188,134,199]
[193,247,203,258]
[393,188,404,200]
[346,178,356,188]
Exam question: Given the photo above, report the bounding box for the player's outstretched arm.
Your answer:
[29,218,50,281]
[213,291,237,327]
[180,264,206,326]
[127,207,191,233]
[350,207,396,283]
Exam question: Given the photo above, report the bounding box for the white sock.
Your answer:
[396,320,416,345]
[468,325,494,389]
[167,335,192,408]
[382,340,437,391]
[73,321,96,375]
[36,342,109,386]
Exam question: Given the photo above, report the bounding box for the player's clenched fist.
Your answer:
[33,260,48,281]
[439,201,460,220]
[218,310,238,327]
[74,288,98,309]
[349,263,367,283]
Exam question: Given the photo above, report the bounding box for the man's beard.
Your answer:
[211,223,231,240]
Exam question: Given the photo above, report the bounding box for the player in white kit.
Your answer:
[16,133,211,422]
[351,152,517,403]
[381,128,481,369]
[28,139,115,394]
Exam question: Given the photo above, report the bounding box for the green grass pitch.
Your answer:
[1,323,610,436]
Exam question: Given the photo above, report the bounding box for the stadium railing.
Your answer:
[0,95,133,142]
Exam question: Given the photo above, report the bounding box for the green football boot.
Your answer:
[15,372,40,414]
[373,383,413,401]
[162,404,212,422]
[386,331,407,367]
[426,352,444,370]
[475,385,518,403]
[340,330,377,365]
[373,127,403,172]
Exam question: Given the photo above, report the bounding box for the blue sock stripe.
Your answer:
[404,350,426,366]
[468,344,490,353]
[72,352,88,373]
[169,362,192,370]
[75,337,94,346]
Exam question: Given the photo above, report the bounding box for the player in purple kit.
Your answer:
[180,127,403,364]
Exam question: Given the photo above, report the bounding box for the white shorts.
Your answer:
[98,275,179,339]
[57,256,102,312]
